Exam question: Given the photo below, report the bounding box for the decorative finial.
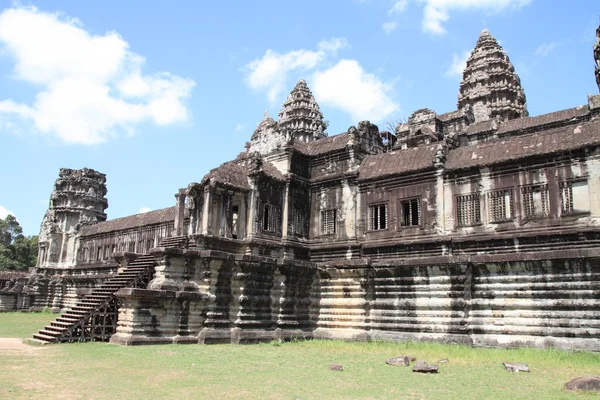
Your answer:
[264,109,269,119]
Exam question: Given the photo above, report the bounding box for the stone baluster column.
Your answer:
[224,191,234,238]
[281,181,290,239]
[174,189,187,236]
[201,186,212,235]
[246,183,258,239]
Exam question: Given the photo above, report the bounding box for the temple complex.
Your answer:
[3,28,600,350]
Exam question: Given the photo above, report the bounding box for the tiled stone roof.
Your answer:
[294,133,350,156]
[201,161,251,190]
[446,118,600,170]
[496,106,588,135]
[80,207,176,236]
[358,145,438,181]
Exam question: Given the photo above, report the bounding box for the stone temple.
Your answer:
[3,28,600,350]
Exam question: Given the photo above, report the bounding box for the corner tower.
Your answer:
[458,29,528,123]
[37,168,108,268]
[278,79,327,142]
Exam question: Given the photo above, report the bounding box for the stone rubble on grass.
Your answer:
[386,356,416,366]
[564,376,600,392]
[329,363,343,371]
[502,362,530,372]
[412,360,438,373]
[437,358,449,363]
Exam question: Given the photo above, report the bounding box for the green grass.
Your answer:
[1,313,599,399]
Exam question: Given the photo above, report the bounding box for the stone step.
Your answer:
[52,320,77,326]
[33,333,59,342]
[43,325,67,333]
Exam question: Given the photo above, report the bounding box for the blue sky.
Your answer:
[0,0,598,235]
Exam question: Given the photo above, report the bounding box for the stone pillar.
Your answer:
[224,191,234,238]
[246,187,257,239]
[174,189,187,236]
[281,181,290,239]
[201,186,212,235]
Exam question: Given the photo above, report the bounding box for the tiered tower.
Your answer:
[37,168,108,268]
[278,79,327,142]
[458,29,528,123]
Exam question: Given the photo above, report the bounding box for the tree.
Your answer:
[0,215,38,270]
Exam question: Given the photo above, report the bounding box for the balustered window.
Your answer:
[400,198,421,227]
[456,194,481,226]
[369,204,387,231]
[262,203,281,233]
[487,189,513,222]
[560,180,590,215]
[321,209,337,235]
[291,207,307,237]
[521,185,549,219]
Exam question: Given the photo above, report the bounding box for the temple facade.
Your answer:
[4,29,600,350]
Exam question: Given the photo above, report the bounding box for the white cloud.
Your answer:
[534,41,558,57]
[138,207,151,214]
[389,0,408,14]
[419,0,532,35]
[0,205,14,220]
[382,21,398,35]
[312,59,400,122]
[446,50,470,76]
[243,37,348,102]
[0,6,195,145]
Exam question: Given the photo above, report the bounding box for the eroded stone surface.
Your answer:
[503,362,530,373]
[412,361,438,373]
[329,364,343,371]
[565,376,600,392]
[386,356,415,366]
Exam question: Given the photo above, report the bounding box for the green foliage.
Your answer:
[0,215,38,270]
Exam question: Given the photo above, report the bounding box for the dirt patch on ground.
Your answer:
[0,338,45,352]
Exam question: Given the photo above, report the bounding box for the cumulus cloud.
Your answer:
[138,207,151,214]
[446,50,470,76]
[0,6,195,145]
[389,0,408,14]
[534,41,558,57]
[0,205,14,220]
[419,0,532,35]
[312,59,399,122]
[243,37,349,102]
[382,21,398,35]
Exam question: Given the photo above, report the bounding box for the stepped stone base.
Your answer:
[109,247,600,351]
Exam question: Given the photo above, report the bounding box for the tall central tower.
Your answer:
[458,29,528,123]
[278,80,327,142]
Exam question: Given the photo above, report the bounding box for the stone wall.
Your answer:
[109,245,600,351]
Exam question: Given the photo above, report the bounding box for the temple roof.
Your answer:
[458,29,527,123]
[294,132,350,156]
[201,160,251,190]
[80,207,176,236]
[446,118,600,170]
[278,79,326,141]
[358,145,438,181]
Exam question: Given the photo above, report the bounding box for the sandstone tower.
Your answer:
[249,79,326,155]
[278,79,327,142]
[458,29,528,123]
[37,168,108,268]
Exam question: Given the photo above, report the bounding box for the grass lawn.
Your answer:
[1,313,599,399]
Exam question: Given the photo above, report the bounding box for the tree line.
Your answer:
[0,215,38,270]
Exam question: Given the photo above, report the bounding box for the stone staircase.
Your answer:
[30,235,188,344]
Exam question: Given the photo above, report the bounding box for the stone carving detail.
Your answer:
[458,29,528,122]
[278,79,327,142]
[594,22,600,92]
